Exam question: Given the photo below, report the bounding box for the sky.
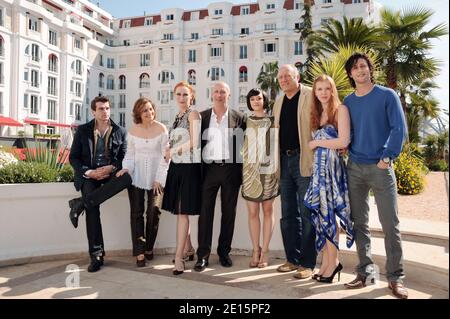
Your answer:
[95,0,449,113]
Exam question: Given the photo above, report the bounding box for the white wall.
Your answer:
[0,183,284,263]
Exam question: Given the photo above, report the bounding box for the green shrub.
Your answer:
[57,164,74,182]
[394,147,428,195]
[0,162,58,184]
[428,159,448,172]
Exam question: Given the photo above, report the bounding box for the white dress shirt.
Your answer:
[203,108,230,161]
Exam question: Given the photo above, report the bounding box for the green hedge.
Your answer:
[0,162,74,184]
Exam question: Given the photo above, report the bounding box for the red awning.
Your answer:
[24,119,76,128]
[0,116,23,127]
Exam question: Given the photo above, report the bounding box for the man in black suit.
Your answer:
[194,82,246,271]
[69,96,131,272]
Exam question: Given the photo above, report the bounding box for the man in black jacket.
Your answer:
[194,81,246,271]
[69,96,131,272]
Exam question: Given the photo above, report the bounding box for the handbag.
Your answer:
[154,189,164,210]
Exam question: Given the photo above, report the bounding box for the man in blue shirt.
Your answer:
[343,53,408,299]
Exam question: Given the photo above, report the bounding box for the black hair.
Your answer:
[246,88,269,111]
[344,52,375,88]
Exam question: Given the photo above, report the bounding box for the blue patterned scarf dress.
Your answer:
[304,125,355,252]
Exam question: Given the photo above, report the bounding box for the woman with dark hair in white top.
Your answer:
[116,98,169,267]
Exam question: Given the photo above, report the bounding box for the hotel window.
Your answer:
[0,92,3,114]
[30,95,39,114]
[99,54,104,66]
[0,8,3,27]
[191,33,199,40]
[188,50,196,63]
[123,39,130,46]
[123,20,131,28]
[212,28,223,36]
[214,9,223,15]
[107,58,115,69]
[105,39,114,46]
[266,4,275,10]
[31,69,39,88]
[239,66,248,83]
[166,14,174,21]
[239,45,248,59]
[75,103,82,121]
[75,82,82,97]
[75,60,82,75]
[264,43,276,53]
[0,62,3,85]
[139,73,150,88]
[119,94,126,108]
[295,1,304,10]
[353,0,361,3]
[241,6,250,15]
[159,71,174,84]
[145,17,153,26]
[119,113,126,127]
[211,47,222,57]
[31,44,40,62]
[323,0,331,3]
[49,30,57,46]
[119,75,126,90]
[106,76,114,90]
[48,77,57,96]
[74,37,82,49]
[163,33,174,40]
[187,69,196,86]
[28,16,39,32]
[47,100,56,120]
[294,41,303,55]
[239,87,247,104]
[208,67,224,81]
[159,90,170,104]
[241,27,249,35]
[264,23,276,31]
[0,36,3,57]
[191,11,199,20]
[140,53,150,66]
[99,73,104,88]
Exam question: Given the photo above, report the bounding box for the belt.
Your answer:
[282,148,299,156]
[209,159,228,166]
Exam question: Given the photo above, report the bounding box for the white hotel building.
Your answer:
[0,0,380,138]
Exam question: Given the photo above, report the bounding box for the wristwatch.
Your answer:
[382,157,391,165]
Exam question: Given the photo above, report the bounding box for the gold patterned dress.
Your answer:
[242,115,280,202]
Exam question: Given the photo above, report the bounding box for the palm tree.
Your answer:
[308,17,382,57]
[296,2,316,81]
[306,44,380,100]
[378,7,448,91]
[256,61,280,113]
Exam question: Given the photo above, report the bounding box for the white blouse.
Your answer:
[123,133,169,190]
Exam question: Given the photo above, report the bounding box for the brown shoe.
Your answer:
[344,274,368,289]
[293,266,313,279]
[276,262,299,272]
[389,281,408,299]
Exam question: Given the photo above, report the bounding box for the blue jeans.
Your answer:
[280,152,317,269]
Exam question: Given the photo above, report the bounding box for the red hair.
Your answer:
[310,75,341,132]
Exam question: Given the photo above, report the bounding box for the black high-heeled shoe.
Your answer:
[317,263,343,283]
[173,257,185,275]
[312,273,322,280]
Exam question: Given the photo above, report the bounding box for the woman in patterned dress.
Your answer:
[304,75,354,283]
[242,88,280,268]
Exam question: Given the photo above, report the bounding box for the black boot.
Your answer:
[88,256,103,273]
[69,197,85,228]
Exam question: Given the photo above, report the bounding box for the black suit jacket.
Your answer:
[200,108,246,164]
[69,119,127,191]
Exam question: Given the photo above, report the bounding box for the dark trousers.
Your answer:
[81,173,132,257]
[279,153,317,269]
[127,186,160,256]
[197,163,242,259]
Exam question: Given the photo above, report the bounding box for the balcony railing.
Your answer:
[139,82,150,89]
